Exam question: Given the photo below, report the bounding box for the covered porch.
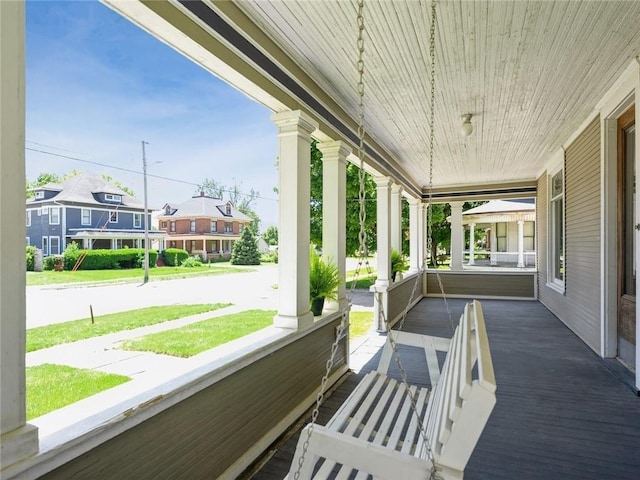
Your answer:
[251,298,640,479]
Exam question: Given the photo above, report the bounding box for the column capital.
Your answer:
[317,140,351,162]
[449,201,465,208]
[391,184,403,195]
[374,176,393,188]
[406,196,421,206]
[271,110,318,136]
[517,219,525,225]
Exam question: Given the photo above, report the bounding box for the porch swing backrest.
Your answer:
[286,300,496,480]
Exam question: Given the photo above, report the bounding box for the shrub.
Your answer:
[162,248,189,267]
[181,256,203,267]
[62,249,158,270]
[26,245,37,271]
[43,255,63,271]
[260,249,278,264]
[231,227,261,265]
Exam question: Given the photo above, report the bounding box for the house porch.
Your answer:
[249,298,640,480]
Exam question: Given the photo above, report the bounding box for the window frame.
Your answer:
[211,220,217,233]
[49,207,60,225]
[104,193,122,203]
[109,211,118,223]
[42,236,49,256]
[224,222,233,233]
[81,208,91,226]
[50,236,60,255]
[134,213,142,228]
[34,191,44,200]
[190,220,196,232]
[26,210,31,227]
[170,221,176,233]
[548,164,565,292]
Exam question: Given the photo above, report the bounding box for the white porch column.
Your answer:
[408,197,421,272]
[468,222,476,265]
[449,202,464,271]
[272,110,318,329]
[318,140,349,312]
[517,219,525,268]
[422,203,429,266]
[0,1,39,470]
[373,177,392,331]
[490,223,498,266]
[390,184,403,253]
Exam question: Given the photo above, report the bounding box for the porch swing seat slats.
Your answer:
[286,300,496,480]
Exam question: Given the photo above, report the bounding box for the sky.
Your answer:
[25,0,280,229]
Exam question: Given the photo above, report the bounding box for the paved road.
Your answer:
[26,265,280,328]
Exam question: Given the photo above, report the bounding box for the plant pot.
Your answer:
[392,271,397,282]
[311,297,325,316]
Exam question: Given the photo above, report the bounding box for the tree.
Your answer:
[310,141,377,256]
[262,225,278,246]
[101,174,135,196]
[26,171,80,198]
[230,226,261,265]
[197,178,261,235]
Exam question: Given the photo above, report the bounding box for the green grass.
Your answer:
[349,311,374,339]
[27,304,231,352]
[121,309,276,357]
[26,265,249,286]
[26,364,130,420]
[346,274,377,289]
[345,266,377,278]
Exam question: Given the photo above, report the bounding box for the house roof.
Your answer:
[159,194,251,221]
[26,172,143,209]
[463,200,536,216]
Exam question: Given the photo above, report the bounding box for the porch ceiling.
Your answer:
[106,0,640,197]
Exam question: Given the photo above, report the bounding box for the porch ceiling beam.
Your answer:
[425,180,538,203]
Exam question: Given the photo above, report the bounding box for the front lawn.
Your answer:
[349,311,374,339]
[27,304,231,352]
[121,309,276,357]
[26,264,249,286]
[27,364,130,420]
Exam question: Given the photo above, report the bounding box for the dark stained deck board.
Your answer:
[249,298,640,480]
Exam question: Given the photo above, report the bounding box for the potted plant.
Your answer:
[309,246,341,316]
[391,249,408,282]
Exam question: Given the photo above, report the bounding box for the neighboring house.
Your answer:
[461,199,536,267]
[157,192,252,260]
[25,172,164,255]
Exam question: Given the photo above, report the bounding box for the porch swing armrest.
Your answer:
[286,424,433,480]
[377,330,451,382]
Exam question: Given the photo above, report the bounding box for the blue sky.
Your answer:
[25,0,279,228]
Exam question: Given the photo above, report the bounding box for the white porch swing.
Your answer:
[284,2,497,479]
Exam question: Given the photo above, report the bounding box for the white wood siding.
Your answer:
[538,117,601,352]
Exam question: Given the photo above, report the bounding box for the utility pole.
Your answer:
[142,140,150,284]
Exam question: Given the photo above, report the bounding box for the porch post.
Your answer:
[517,219,525,268]
[317,140,349,312]
[390,184,403,253]
[408,197,421,272]
[0,0,39,470]
[272,110,318,329]
[449,202,464,271]
[490,223,497,266]
[373,177,392,331]
[468,222,476,266]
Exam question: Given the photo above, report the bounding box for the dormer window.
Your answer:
[226,203,231,215]
[165,205,171,215]
[34,191,44,200]
[105,193,122,202]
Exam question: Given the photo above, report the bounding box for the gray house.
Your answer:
[26,172,164,254]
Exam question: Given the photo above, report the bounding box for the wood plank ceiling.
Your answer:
[234,0,640,192]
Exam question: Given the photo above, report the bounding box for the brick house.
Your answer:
[157,192,252,260]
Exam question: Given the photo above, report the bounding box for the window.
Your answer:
[549,168,565,288]
[81,208,91,226]
[211,220,217,232]
[105,193,122,202]
[42,237,49,256]
[170,221,176,232]
[50,207,60,225]
[524,221,535,251]
[26,237,30,246]
[161,221,167,229]
[50,236,60,255]
[190,220,196,232]
[26,210,31,227]
[34,191,44,199]
[496,223,507,252]
[226,203,231,215]
[239,223,244,233]
[41,206,48,215]
[134,213,142,228]
[109,211,118,223]
[225,222,233,233]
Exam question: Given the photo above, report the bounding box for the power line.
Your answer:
[25,146,279,202]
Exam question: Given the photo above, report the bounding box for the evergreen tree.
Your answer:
[230,226,261,265]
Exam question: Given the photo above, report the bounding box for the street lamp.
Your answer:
[142,141,150,284]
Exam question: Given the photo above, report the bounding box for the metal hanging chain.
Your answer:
[293,1,366,478]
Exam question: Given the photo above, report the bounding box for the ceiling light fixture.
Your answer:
[460,114,473,137]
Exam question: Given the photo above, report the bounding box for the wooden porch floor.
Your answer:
[248,298,640,479]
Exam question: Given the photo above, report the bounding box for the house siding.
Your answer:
[538,116,601,352]
[39,318,348,480]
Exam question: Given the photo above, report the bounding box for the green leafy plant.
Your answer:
[230,227,261,265]
[26,245,37,271]
[161,248,189,267]
[309,246,341,315]
[181,256,203,267]
[391,249,409,281]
